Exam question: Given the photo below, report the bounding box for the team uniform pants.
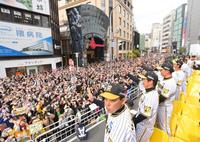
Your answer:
[157,104,173,135]
[136,124,154,142]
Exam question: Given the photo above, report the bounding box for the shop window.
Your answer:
[13,10,23,23]
[33,15,41,26]
[42,15,49,27]
[24,12,32,24]
[0,7,11,21]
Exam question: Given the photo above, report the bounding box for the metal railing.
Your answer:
[127,85,142,100]
[32,86,140,142]
[34,108,105,142]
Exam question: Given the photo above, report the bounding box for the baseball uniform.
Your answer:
[157,77,177,135]
[104,105,136,142]
[136,89,159,142]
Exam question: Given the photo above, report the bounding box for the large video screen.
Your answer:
[0,0,50,15]
[0,21,53,56]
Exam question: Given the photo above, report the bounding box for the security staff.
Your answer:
[100,84,136,142]
[133,71,159,142]
[156,62,177,135]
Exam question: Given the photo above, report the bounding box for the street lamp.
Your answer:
[108,4,120,61]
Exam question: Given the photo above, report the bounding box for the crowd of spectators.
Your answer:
[0,54,165,141]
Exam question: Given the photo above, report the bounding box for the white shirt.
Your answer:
[104,105,136,142]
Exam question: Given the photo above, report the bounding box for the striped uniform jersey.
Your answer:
[156,77,177,135]
[104,105,136,142]
[137,90,159,127]
[135,90,159,142]
[157,77,177,106]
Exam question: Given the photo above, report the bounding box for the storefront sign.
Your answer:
[0,21,53,56]
[0,0,50,15]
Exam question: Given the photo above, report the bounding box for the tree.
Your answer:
[179,47,186,55]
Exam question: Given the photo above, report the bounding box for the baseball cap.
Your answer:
[161,62,174,73]
[145,71,158,82]
[173,59,183,67]
[100,84,126,100]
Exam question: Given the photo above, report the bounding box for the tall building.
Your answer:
[186,0,200,48]
[112,0,133,60]
[171,3,187,54]
[0,0,61,78]
[145,34,152,50]
[161,11,175,53]
[58,0,134,62]
[139,34,145,51]
[150,23,162,52]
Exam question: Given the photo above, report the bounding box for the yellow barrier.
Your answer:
[169,137,185,142]
[150,128,169,142]
[171,115,200,142]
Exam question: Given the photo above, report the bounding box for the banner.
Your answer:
[28,121,43,134]
[0,21,53,56]
[0,0,50,15]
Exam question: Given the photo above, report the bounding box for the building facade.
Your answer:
[150,23,162,53]
[161,11,175,53]
[112,0,133,59]
[171,3,187,54]
[186,0,200,49]
[0,0,61,78]
[58,0,134,62]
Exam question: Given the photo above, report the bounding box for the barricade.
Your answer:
[34,108,105,142]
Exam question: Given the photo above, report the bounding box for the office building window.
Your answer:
[119,5,121,13]
[127,33,129,39]
[24,12,32,24]
[123,9,125,17]
[127,23,129,29]
[33,15,41,26]
[119,28,122,36]
[123,42,126,50]
[0,7,11,21]
[13,10,23,23]
[119,44,122,50]
[124,31,126,38]
[42,16,49,27]
[124,20,125,27]
[119,17,121,25]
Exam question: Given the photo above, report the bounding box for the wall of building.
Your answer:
[0,57,62,78]
[187,0,200,45]
[111,0,133,59]
[161,11,175,52]
[151,23,162,52]
[58,0,134,60]
[172,4,187,53]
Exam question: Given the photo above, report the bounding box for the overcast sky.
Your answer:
[133,0,187,34]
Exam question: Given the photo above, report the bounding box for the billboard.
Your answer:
[0,21,53,56]
[0,0,50,15]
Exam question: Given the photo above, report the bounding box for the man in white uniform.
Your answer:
[172,59,186,99]
[100,84,136,142]
[157,62,177,136]
[133,71,159,142]
[181,58,191,78]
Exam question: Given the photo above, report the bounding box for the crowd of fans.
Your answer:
[0,53,175,141]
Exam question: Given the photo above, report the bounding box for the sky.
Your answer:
[133,0,187,34]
